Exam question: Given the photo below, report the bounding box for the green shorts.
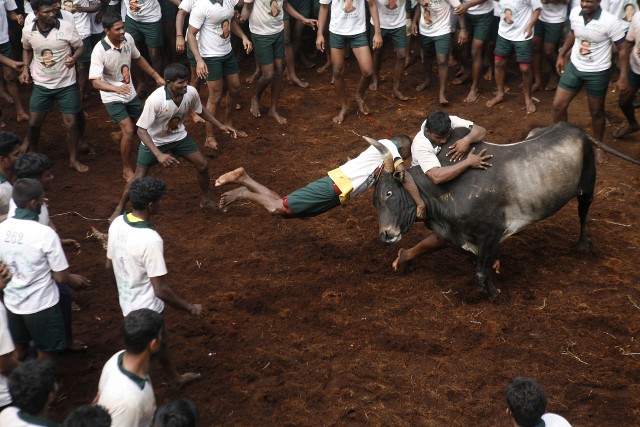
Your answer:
[6,303,67,352]
[464,11,494,42]
[104,96,143,123]
[78,36,92,63]
[534,20,563,45]
[495,35,532,63]
[159,0,177,22]
[283,176,341,217]
[558,61,610,99]
[329,31,369,49]
[30,83,82,114]
[125,16,164,48]
[187,44,196,67]
[136,134,199,168]
[0,41,13,65]
[420,33,451,56]
[106,2,121,15]
[628,69,640,89]
[251,31,285,65]
[490,15,500,43]
[372,26,406,49]
[203,51,239,81]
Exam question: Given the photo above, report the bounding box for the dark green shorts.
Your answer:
[534,20,563,45]
[136,134,199,168]
[6,303,67,352]
[252,31,285,65]
[490,15,499,43]
[628,69,640,89]
[495,35,532,63]
[286,0,311,19]
[420,33,451,56]
[159,0,177,22]
[464,11,494,41]
[125,16,164,48]
[104,96,143,123]
[78,36,92,63]
[30,83,82,114]
[284,176,340,217]
[372,26,406,49]
[558,61,610,99]
[330,31,369,49]
[106,2,121,15]
[187,44,196,67]
[0,41,13,65]
[203,51,239,81]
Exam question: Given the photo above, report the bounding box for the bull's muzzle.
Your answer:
[380,230,401,244]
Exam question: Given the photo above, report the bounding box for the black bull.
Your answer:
[371,122,640,297]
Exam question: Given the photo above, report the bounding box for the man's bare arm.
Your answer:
[427,148,493,185]
[397,164,426,219]
[447,124,487,162]
[150,275,202,315]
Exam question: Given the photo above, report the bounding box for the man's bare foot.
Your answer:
[16,112,29,122]
[250,96,261,118]
[289,75,309,88]
[123,168,134,182]
[595,148,608,165]
[301,56,315,69]
[355,96,370,116]
[235,103,242,110]
[204,136,218,150]
[246,70,261,84]
[392,89,408,101]
[614,123,640,138]
[463,90,479,103]
[544,75,558,91]
[219,187,248,211]
[525,98,537,114]
[78,140,95,156]
[215,167,246,186]
[175,372,201,387]
[439,94,449,106]
[332,106,348,125]
[110,131,122,144]
[531,82,542,92]
[392,248,409,271]
[452,72,470,85]
[416,79,430,91]
[268,109,287,124]
[190,111,205,123]
[200,199,218,211]
[369,79,378,91]
[69,160,89,173]
[483,67,493,81]
[486,94,504,108]
[317,61,331,73]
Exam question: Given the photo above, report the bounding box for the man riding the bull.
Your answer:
[392,110,493,271]
[214,135,426,219]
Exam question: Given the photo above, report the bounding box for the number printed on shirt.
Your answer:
[4,231,24,244]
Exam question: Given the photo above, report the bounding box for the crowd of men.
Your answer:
[0,0,635,423]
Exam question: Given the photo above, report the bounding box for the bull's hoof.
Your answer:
[478,281,501,299]
[575,238,591,253]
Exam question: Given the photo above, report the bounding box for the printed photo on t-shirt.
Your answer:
[62,0,74,11]
[268,0,280,16]
[166,115,182,133]
[385,0,398,10]
[422,3,432,26]
[120,63,131,83]
[579,38,592,60]
[622,2,637,22]
[503,8,514,24]
[130,0,140,12]
[40,49,55,68]
[343,0,356,13]
[220,19,230,38]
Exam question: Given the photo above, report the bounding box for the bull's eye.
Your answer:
[386,190,392,198]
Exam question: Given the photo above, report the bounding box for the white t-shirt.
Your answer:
[97,351,156,427]
[462,0,493,15]
[626,11,640,74]
[0,406,58,426]
[189,0,237,57]
[8,198,49,225]
[244,0,284,35]
[321,0,368,36]
[337,139,403,198]
[372,0,406,29]
[411,115,474,173]
[0,216,68,315]
[62,0,91,38]
[0,0,17,44]
[539,1,568,24]
[179,0,197,13]
[22,18,82,89]
[89,33,141,104]
[569,5,626,72]
[0,179,11,216]
[123,0,161,23]
[0,303,15,408]
[497,0,543,41]
[107,214,166,316]
[418,0,461,37]
[542,413,573,427]
[609,0,637,31]
[136,85,203,145]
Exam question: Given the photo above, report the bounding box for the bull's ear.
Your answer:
[393,170,404,182]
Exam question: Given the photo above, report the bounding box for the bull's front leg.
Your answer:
[476,235,501,298]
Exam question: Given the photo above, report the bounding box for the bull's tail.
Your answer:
[586,134,640,166]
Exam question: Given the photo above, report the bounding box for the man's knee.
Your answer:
[518,63,531,73]
[332,66,345,79]
[119,120,135,137]
[394,48,406,61]
[193,157,209,174]
[62,114,79,129]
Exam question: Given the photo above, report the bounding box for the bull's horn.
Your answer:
[363,136,394,172]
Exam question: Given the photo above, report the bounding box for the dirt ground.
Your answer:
[3,44,640,426]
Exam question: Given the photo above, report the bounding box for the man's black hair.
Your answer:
[0,131,21,157]
[164,63,189,82]
[31,0,57,12]
[154,399,200,427]
[102,12,123,30]
[62,405,112,427]
[425,111,452,137]
[12,178,43,209]
[505,377,547,427]
[390,135,412,160]
[123,309,164,354]
[129,176,167,210]
[9,359,57,415]
[14,153,53,180]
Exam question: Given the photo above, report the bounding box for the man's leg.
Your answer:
[251,62,275,118]
[2,67,28,122]
[436,51,449,105]
[109,166,149,222]
[392,47,408,101]
[486,57,507,107]
[464,38,485,103]
[182,150,214,208]
[614,85,640,137]
[205,79,224,149]
[26,111,48,152]
[392,229,448,271]
[531,36,543,92]
[520,62,536,114]
[268,58,287,124]
[586,94,608,164]
[215,167,285,213]
[223,74,246,136]
[61,113,88,173]
[351,45,374,116]
[158,327,200,386]
[369,46,383,91]
[115,117,137,180]
[284,19,308,88]
[330,47,348,124]
[543,42,559,91]
[552,87,578,123]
